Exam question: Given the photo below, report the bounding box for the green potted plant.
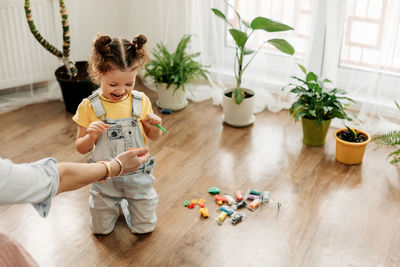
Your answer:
[212,1,294,127]
[284,64,355,146]
[373,101,400,164]
[24,0,96,114]
[144,34,209,111]
[334,126,371,165]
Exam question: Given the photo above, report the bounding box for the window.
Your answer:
[340,0,400,75]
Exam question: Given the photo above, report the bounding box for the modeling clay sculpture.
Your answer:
[216,211,228,223]
[235,191,243,201]
[200,207,209,218]
[224,194,235,205]
[219,206,234,216]
[208,187,221,194]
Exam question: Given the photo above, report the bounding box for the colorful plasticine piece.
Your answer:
[219,206,234,216]
[190,199,197,205]
[208,187,221,194]
[198,199,205,205]
[250,189,261,196]
[199,203,205,208]
[184,200,190,207]
[232,201,247,210]
[188,203,195,209]
[229,213,244,224]
[248,199,261,210]
[161,109,172,114]
[224,194,235,205]
[128,148,146,157]
[155,124,167,133]
[235,191,244,201]
[214,195,227,203]
[217,211,228,223]
[200,207,209,218]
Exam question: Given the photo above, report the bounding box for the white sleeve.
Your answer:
[0,157,60,217]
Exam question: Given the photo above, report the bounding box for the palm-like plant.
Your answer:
[212,1,294,104]
[285,64,355,127]
[144,34,209,95]
[24,0,77,77]
[373,101,400,164]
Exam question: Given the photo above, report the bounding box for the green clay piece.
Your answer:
[208,187,221,194]
[250,189,261,195]
[155,124,167,133]
[184,200,190,207]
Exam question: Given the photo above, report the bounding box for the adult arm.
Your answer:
[0,148,148,216]
[57,148,148,193]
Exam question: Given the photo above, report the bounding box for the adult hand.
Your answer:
[115,147,149,174]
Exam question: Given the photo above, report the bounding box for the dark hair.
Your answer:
[88,34,150,85]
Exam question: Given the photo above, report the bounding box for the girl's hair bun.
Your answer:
[94,35,112,56]
[132,35,147,50]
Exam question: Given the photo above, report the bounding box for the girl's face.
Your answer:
[99,68,139,102]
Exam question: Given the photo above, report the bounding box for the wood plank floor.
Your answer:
[1,81,399,267]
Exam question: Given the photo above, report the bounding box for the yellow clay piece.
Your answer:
[199,207,209,218]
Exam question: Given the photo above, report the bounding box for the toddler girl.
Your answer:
[72,34,163,234]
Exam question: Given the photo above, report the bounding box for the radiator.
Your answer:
[0,0,60,90]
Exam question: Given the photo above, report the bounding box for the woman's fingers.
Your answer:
[117,148,149,174]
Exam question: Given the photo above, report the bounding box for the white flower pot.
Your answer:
[222,88,255,127]
[156,83,188,111]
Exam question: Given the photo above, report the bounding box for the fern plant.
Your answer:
[144,34,209,95]
[212,0,294,104]
[24,0,77,77]
[373,101,400,164]
[284,64,355,127]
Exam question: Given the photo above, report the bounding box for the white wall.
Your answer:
[68,0,122,61]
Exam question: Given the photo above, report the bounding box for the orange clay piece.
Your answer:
[214,195,227,202]
[198,199,205,205]
[129,148,146,157]
[216,200,223,205]
[249,199,261,209]
[191,199,197,205]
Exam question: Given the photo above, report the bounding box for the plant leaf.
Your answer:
[244,48,255,55]
[267,39,294,55]
[250,17,293,32]
[229,29,248,48]
[211,8,228,23]
[298,64,307,74]
[306,72,317,83]
[232,88,245,104]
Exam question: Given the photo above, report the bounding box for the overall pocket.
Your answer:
[107,125,125,158]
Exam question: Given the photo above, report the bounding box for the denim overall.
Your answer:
[87,90,158,234]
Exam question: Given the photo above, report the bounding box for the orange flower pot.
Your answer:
[334,128,371,165]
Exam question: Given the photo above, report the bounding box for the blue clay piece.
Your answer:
[161,109,172,114]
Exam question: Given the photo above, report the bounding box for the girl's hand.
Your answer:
[86,121,109,140]
[141,114,163,141]
[141,114,161,128]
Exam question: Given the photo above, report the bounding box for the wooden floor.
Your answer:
[1,81,399,267]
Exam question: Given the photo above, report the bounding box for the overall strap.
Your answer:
[131,90,142,117]
[88,91,106,118]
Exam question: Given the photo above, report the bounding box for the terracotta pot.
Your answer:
[155,83,188,111]
[301,118,331,146]
[334,128,371,165]
[222,88,255,127]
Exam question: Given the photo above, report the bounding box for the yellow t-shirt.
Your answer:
[72,90,153,147]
